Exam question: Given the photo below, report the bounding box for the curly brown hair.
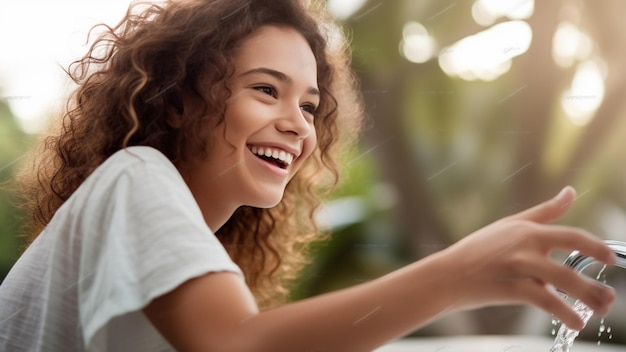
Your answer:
[16,0,363,308]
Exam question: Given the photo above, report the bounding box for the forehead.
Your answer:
[232,25,318,86]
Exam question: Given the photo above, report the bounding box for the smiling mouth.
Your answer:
[248,145,295,169]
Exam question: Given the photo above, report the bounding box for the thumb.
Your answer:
[507,186,577,224]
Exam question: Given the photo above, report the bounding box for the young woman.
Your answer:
[0,0,617,351]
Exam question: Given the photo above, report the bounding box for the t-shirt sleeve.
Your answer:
[73,150,243,345]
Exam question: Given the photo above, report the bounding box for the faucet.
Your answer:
[564,240,626,272]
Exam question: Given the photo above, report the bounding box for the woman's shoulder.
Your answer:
[66,146,187,212]
[91,146,181,184]
[104,146,175,171]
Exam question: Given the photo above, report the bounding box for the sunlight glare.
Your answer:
[438,21,532,81]
[327,0,368,20]
[400,22,436,64]
[552,22,593,68]
[561,59,605,126]
[472,0,534,26]
[0,0,133,134]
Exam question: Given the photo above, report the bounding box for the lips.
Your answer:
[248,145,295,169]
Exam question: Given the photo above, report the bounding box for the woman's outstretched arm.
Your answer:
[143,187,616,352]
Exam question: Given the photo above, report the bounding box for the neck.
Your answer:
[198,197,238,232]
[176,163,239,232]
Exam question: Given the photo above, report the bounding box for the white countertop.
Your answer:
[375,335,624,352]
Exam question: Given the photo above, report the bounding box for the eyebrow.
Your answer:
[240,67,320,96]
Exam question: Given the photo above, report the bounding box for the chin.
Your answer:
[248,192,285,209]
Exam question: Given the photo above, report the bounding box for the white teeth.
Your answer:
[249,145,295,166]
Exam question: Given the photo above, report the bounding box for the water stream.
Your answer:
[550,264,610,351]
[549,300,594,352]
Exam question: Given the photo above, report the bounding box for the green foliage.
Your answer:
[0,100,32,282]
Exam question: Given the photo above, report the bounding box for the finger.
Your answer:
[512,279,586,330]
[519,258,615,316]
[533,224,617,265]
[506,186,576,224]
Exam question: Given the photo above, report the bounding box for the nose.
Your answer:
[276,102,312,138]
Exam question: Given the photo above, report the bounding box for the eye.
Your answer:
[253,85,276,97]
[300,103,318,116]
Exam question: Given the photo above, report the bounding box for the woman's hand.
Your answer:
[438,186,616,330]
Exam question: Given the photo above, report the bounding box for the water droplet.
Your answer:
[607,327,611,333]
[599,324,605,333]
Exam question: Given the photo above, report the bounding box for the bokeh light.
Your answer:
[327,0,368,20]
[472,0,534,26]
[438,21,532,81]
[400,21,436,64]
[561,59,606,126]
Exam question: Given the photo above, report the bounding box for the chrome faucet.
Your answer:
[564,240,626,272]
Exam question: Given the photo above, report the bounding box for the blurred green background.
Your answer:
[1,0,625,345]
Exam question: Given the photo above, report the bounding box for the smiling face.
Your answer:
[178,25,319,229]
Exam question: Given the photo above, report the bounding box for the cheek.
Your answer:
[221,107,252,145]
[301,129,318,161]
[290,132,317,178]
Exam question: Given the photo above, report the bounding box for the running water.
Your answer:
[550,265,608,351]
[550,300,594,352]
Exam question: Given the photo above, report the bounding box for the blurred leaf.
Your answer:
[0,100,32,282]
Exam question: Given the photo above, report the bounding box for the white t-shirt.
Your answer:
[0,146,243,351]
